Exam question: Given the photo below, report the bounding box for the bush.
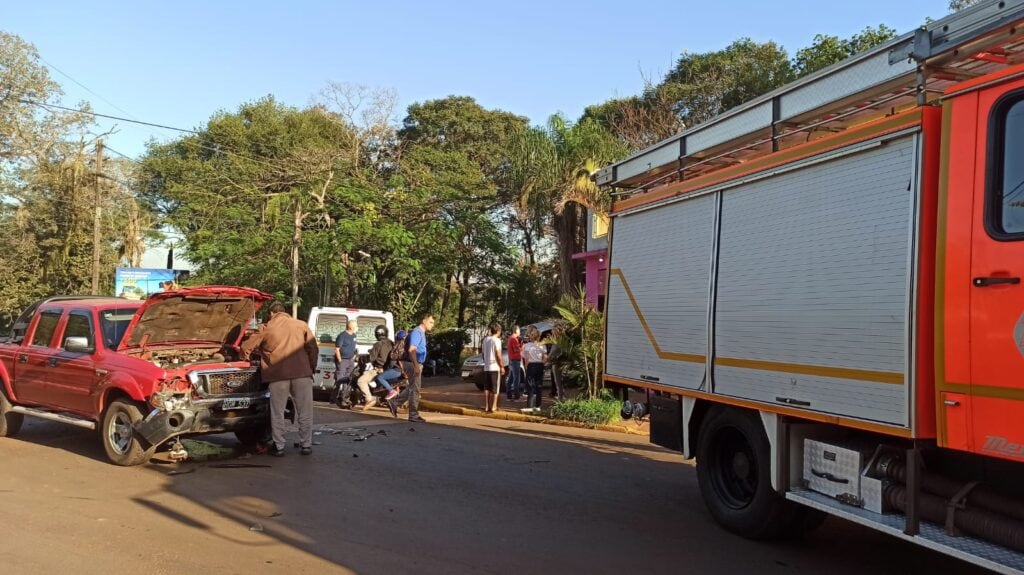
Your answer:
[428,328,470,369]
[548,390,621,426]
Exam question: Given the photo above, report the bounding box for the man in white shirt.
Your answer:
[481,322,504,413]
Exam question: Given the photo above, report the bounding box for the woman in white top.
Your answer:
[481,322,504,413]
[522,325,548,409]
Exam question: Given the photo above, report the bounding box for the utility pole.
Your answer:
[91,141,103,294]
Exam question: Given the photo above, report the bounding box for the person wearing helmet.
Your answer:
[354,324,400,411]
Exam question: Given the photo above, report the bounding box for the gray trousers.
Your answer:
[393,361,421,418]
[268,377,314,450]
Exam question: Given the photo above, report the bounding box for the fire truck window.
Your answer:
[998,99,1024,235]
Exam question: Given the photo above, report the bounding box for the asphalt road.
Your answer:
[0,405,985,575]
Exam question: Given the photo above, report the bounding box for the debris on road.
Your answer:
[166,468,197,476]
[249,523,264,532]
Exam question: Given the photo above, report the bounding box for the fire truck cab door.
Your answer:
[968,78,1024,461]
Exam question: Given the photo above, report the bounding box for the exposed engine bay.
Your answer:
[126,346,242,369]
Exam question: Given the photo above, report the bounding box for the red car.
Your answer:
[0,287,273,465]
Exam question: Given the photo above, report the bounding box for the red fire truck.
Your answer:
[597,1,1024,572]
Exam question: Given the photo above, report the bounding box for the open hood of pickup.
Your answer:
[118,286,272,351]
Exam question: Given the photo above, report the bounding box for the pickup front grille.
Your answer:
[199,369,263,396]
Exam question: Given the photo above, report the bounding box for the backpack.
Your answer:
[390,337,406,364]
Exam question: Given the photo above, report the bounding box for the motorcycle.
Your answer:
[330,356,405,409]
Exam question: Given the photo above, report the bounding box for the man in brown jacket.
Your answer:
[241,301,319,456]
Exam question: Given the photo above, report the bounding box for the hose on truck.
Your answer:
[879,456,1024,524]
[876,456,1024,552]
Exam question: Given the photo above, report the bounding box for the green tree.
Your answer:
[509,115,626,295]
[949,0,983,11]
[664,38,794,127]
[0,31,138,325]
[397,96,527,327]
[140,97,359,315]
[793,25,898,77]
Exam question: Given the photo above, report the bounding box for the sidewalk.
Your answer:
[416,374,651,436]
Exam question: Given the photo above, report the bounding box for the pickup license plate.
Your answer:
[221,398,251,410]
[461,370,471,378]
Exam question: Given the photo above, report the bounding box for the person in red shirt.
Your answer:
[506,325,523,401]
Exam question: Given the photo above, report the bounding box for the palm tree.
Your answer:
[508,114,625,294]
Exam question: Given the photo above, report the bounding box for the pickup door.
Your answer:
[12,308,63,405]
[47,309,99,416]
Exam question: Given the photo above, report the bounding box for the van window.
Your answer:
[990,95,1024,237]
[314,313,348,343]
[357,316,387,345]
[31,311,62,347]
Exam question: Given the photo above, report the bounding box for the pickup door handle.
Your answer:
[973,276,1020,287]
[17,354,28,364]
[47,357,59,368]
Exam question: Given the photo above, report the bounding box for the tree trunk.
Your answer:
[457,270,470,328]
[439,271,455,320]
[291,201,302,317]
[555,203,583,295]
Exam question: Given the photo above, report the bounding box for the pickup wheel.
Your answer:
[100,399,149,466]
[0,390,24,437]
[696,406,804,540]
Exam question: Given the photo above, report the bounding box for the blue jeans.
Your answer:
[506,359,522,399]
[375,368,402,393]
[525,363,545,408]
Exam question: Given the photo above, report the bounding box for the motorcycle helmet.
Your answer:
[374,325,389,341]
[396,329,408,340]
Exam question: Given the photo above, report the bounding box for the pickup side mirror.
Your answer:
[64,336,93,354]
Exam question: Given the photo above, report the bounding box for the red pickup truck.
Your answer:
[0,286,273,465]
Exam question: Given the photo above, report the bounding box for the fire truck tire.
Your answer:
[696,405,803,540]
[100,399,150,466]
[0,388,23,437]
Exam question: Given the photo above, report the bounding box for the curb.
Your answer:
[418,399,648,436]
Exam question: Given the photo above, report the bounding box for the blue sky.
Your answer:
[4,1,951,158]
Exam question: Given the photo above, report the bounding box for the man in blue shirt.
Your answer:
[387,313,435,422]
[334,320,358,382]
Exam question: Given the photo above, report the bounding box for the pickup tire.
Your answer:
[696,406,804,540]
[0,390,24,437]
[100,399,150,466]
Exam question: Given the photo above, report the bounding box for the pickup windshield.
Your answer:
[100,308,139,349]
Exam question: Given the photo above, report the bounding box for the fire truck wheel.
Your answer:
[0,388,23,437]
[696,406,803,540]
[100,399,150,466]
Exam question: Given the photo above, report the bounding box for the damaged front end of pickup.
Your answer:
[133,368,271,449]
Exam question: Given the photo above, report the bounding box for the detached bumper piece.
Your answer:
[133,399,270,448]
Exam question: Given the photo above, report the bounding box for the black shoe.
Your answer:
[409,415,427,423]
[300,446,312,456]
[386,398,398,418]
[269,446,286,457]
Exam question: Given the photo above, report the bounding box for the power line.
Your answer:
[19,98,197,134]
[22,98,291,172]
[38,57,143,122]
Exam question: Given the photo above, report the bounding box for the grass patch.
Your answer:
[548,391,621,426]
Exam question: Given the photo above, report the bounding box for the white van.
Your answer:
[306,306,395,395]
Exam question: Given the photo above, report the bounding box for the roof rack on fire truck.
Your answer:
[596,0,1024,198]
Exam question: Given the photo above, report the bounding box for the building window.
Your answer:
[591,212,608,239]
[988,93,1024,239]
